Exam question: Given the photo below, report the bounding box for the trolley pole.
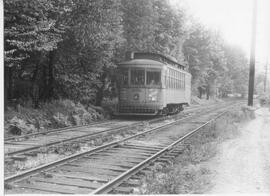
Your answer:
[248,0,258,106]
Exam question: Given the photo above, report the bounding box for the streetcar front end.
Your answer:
[115,59,165,116]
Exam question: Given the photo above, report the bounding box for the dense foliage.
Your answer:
[4,0,251,109]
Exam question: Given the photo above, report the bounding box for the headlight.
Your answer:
[148,89,158,102]
[133,94,139,100]
[148,94,157,101]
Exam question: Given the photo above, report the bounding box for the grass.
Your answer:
[136,106,255,194]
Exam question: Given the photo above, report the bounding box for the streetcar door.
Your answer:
[130,68,146,103]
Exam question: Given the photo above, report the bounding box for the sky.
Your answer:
[170,0,270,72]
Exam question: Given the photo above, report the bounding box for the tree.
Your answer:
[222,45,249,97]
[183,24,217,97]
[4,0,250,109]
[4,0,65,107]
[121,0,188,61]
[183,23,241,99]
[55,0,124,106]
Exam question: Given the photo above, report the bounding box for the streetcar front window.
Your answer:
[120,68,129,86]
[131,69,145,85]
[147,71,161,86]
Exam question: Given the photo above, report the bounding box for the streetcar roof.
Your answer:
[118,59,164,66]
[119,52,186,70]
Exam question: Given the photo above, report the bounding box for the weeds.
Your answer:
[137,107,255,194]
[41,172,53,178]
[4,183,13,190]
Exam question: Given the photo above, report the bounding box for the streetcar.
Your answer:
[115,52,191,115]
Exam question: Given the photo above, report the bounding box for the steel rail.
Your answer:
[5,113,172,145]
[5,119,110,141]
[5,119,151,156]
[4,101,226,142]
[5,101,241,182]
[4,114,194,184]
[4,112,185,157]
[5,104,206,157]
[5,101,244,192]
[92,110,228,194]
[5,101,241,184]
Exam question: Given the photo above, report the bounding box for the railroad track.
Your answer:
[4,120,111,141]
[4,105,198,142]
[5,102,243,194]
[4,102,225,158]
[4,119,144,156]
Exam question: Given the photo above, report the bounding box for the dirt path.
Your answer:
[209,107,270,193]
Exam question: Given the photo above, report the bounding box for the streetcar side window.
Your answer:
[167,69,170,88]
[171,70,173,89]
[183,73,185,88]
[146,71,161,85]
[179,72,182,89]
[179,73,181,89]
[170,72,172,89]
[165,69,186,89]
[180,73,183,89]
[131,69,145,85]
[175,72,177,89]
[181,73,185,89]
[170,71,172,88]
[177,72,180,89]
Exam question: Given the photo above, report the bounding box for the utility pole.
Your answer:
[264,60,268,93]
[248,0,258,106]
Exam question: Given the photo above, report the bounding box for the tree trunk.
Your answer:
[40,61,47,101]
[32,70,40,109]
[206,86,210,100]
[4,82,7,111]
[32,54,44,108]
[95,86,104,106]
[4,66,11,110]
[95,73,107,106]
[198,87,202,99]
[47,51,54,100]
[7,67,13,100]
[95,88,103,106]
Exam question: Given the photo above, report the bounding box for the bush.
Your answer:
[5,99,106,137]
[259,94,270,106]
